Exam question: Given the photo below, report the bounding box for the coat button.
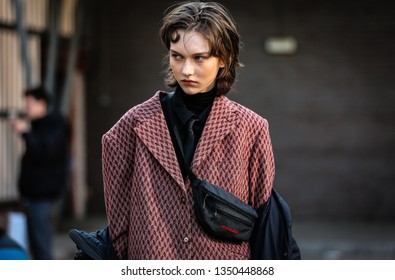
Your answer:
[180,197,187,204]
[183,237,189,243]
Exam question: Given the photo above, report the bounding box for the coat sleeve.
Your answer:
[248,119,275,208]
[102,111,136,259]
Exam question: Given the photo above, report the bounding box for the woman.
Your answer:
[102,1,275,259]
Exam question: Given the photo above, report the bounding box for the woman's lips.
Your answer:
[181,79,197,86]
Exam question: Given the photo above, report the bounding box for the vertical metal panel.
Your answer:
[0,30,5,199]
[0,30,23,202]
[26,34,40,87]
[0,0,14,23]
[0,0,46,202]
[23,0,47,31]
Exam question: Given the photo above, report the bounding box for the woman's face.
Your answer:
[169,30,224,95]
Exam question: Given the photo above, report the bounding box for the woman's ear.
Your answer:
[219,59,226,68]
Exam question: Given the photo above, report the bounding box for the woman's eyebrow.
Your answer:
[170,49,211,56]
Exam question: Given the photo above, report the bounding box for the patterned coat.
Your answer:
[102,91,275,259]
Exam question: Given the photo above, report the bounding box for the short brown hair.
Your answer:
[159,1,243,95]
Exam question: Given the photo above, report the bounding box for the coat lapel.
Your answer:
[192,95,239,170]
[133,93,185,188]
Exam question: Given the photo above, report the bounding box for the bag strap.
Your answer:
[161,93,198,184]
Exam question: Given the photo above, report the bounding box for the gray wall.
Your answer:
[84,0,395,221]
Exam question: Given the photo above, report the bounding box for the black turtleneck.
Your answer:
[180,86,217,115]
[173,86,216,127]
[166,86,217,179]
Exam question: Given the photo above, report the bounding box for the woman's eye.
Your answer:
[171,53,182,60]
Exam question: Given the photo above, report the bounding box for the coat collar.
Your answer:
[133,91,185,187]
[133,91,239,188]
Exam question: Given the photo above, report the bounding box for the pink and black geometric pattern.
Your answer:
[102,91,275,259]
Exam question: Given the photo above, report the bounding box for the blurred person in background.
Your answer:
[9,85,70,260]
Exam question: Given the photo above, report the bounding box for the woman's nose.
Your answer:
[181,59,194,76]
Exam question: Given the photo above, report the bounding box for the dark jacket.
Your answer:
[18,112,70,200]
[250,189,301,259]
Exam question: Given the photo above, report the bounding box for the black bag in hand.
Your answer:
[192,179,258,242]
[69,226,118,260]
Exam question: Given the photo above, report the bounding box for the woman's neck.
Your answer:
[178,86,217,115]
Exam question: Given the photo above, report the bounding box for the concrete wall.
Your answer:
[84,0,395,221]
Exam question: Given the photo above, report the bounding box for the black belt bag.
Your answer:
[191,178,258,242]
[162,93,258,243]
